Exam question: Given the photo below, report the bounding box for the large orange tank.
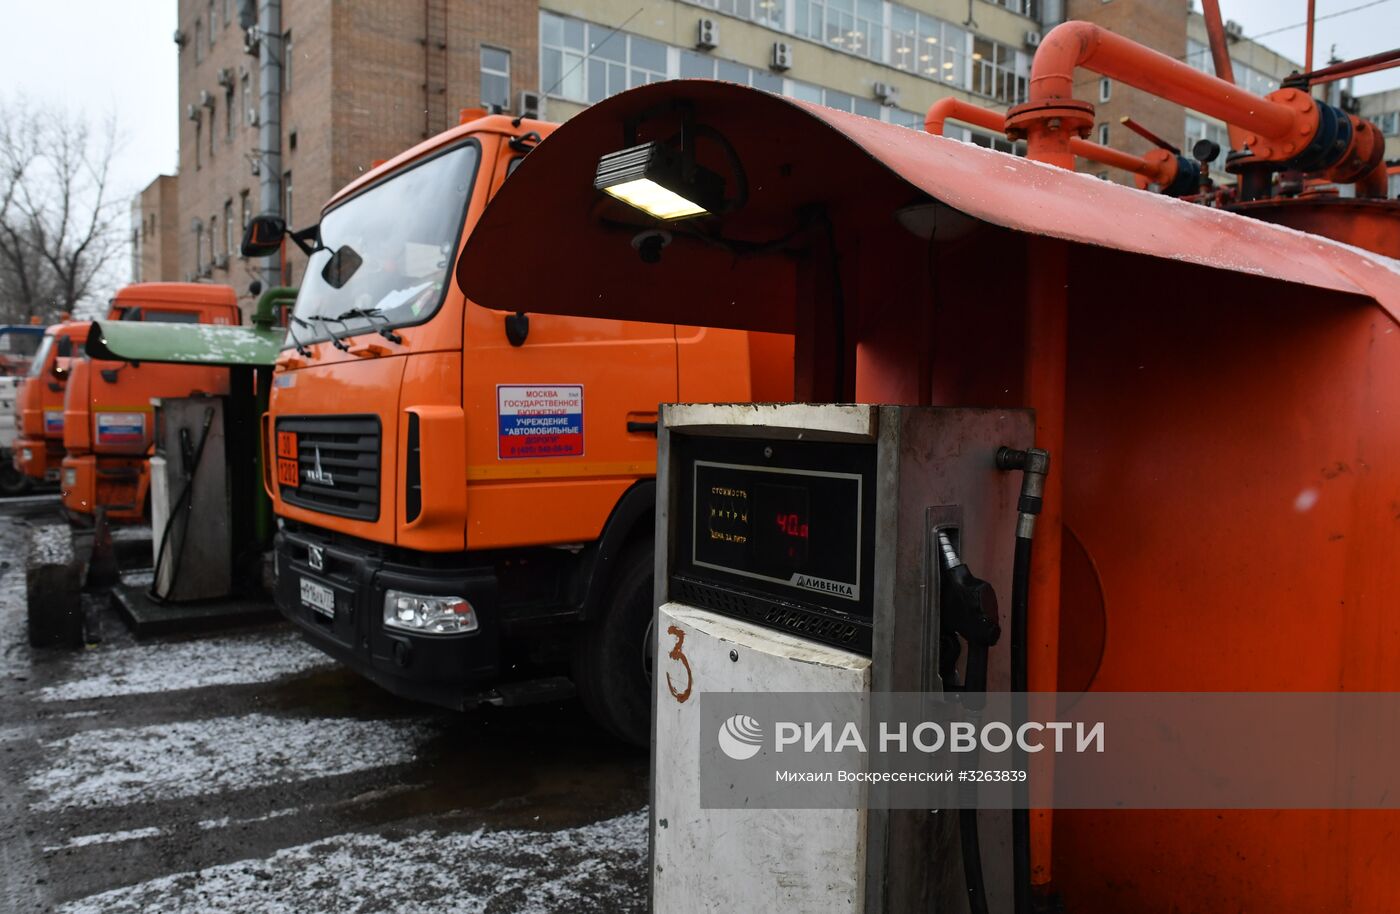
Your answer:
[457,79,1400,912]
[60,283,237,520]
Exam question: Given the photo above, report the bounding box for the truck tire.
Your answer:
[27,564,84,648]
[0,461,29,497]
[573,543,654,747]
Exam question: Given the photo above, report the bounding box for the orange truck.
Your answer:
[14,321,95,487]
[252,109,789,744]
[60,283,239,520]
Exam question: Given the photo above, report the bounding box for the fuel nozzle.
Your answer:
[936,529,1000,696]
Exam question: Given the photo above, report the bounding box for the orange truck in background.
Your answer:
[60,283,239,520]
[14,321,96,486]
[257,110,791,745]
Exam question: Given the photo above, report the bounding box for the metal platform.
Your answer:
[109,577,279,637]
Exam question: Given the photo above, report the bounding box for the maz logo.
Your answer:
[305,447,334,486]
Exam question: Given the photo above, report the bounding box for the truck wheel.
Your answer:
[573,544,654,747]
[27,564,84,648]
[0,462,29,497]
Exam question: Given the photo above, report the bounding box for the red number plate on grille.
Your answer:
[277,458,300,487]
[276,431,298,459]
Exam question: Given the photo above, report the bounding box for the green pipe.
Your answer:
[251,285,299,330]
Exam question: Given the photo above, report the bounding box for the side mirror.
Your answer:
[320,245,363,289]
[241,214,287,258]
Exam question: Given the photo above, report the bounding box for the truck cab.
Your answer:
[14,322,92,486]
[265,111,790,743]
[60,283,238,520]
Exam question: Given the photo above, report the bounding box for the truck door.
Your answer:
[462,301,677,550]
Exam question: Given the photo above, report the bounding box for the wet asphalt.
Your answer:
[0,507,650,913]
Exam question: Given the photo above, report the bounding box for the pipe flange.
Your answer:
[1244,87,1319,162]
[1004,98,1096,142]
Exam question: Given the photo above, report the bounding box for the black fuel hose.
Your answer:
[996,445,1050,914]
[960,805,991,914]
[149,406,215,604]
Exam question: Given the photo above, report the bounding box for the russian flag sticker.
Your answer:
[96,412,146,446]
[497,385,584,460]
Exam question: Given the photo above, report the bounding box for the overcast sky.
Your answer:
[0,0,1396,217]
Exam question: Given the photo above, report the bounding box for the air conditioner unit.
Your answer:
[1224,19,1243,40]
[1025,30,1043,48]
[247,107,260,127]
[213,254,229,269]
[696,17,718,51]
[250,158,261,176]
[771,41,793,71]
[173,29,187,48]
[518,89,543,119]
[199,90,215,109]
[187,104,201,122]
[243,25,260,55]
[216,67,234,87]
[873,81,900,106]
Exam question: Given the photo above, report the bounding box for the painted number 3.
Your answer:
[666,624,693,703]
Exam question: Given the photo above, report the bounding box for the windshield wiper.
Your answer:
[334,306,404,345]
[302,314,351,352]
[287,317,312,357]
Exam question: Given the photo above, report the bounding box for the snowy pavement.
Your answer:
[0,515,649,913]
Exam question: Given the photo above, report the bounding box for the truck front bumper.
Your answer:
[60,454,95,513]
[274,527,503,710]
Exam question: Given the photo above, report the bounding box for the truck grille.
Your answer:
[277,415,381,522]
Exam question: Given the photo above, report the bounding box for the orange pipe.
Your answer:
[1023,21,1297,145]
[924,97,1175,185]
[1199,0,1250,152]
[1305,0,1316,71]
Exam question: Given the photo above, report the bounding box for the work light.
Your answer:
[594,142,723,220]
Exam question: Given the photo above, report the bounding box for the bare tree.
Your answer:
[0,96,123,324]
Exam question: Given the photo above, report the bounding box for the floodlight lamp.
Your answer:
[594,142,724,221]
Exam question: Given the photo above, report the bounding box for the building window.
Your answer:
[223,200,234,260]
[543,11,929,128]
[1099,78,1111,102]
[889,9,972,92]
[282,31,293,92]
[195,19,204,62]
[224,0,233,26]
[1371,111,1400,136]
[795,0,884,60]
[241,72,253,126]
[225,85,235,140]
[686,0,785,28]
[971,36,1029,103]
[283,171,293,228]
[983,0,1039,16]
[194,222,205,275]
[481,46,511,111]
[1097,123,1109,145]
[540,13,667,103]
[208,0,218,39]
[194,117,202,170]
[208,101,216,158]
[239,190,251,255]
[210,214,219,268]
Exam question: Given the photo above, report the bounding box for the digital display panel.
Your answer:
[692,461,862,602]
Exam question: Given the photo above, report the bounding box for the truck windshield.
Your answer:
[289,142,480,344]
[26,336,55,378]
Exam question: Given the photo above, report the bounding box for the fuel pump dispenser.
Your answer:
[652,403,1033,913]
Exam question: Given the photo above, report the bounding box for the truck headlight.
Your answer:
[21,448,32,462]
[383,589,478,635]
[63,468,76,486]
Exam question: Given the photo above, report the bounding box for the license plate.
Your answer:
[277,458,300,487]
[300,577,336,617]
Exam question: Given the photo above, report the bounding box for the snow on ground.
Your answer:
[27,713,432,812]
[38,630,333,702]
[29,523,73,566]
[56,809,648,914]
[42,826,164,853]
